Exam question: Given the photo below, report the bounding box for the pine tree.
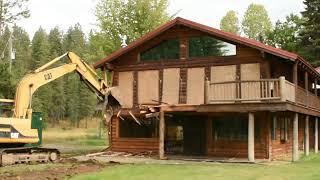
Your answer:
[30,27,51,122]
[11,25,32,82]
[299,0,320,65]
[0,27,14,98]
[47,27,65,125]
[266,14,303,53]
[63,24,96,127]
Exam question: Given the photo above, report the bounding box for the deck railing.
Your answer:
[205,76,296,104]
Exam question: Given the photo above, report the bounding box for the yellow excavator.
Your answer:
[0,52,120,166]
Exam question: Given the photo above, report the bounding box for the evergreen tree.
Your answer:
[266,14,303,53]
[299,0,320,65]
[0,27,14,98]
[63,24,95,127]
[11,25,32,82]
[30,27,51,121]
[47,27,65,125]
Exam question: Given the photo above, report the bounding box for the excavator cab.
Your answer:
[0,99,14,117]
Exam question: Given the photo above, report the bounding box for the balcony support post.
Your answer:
[204,79,210,104]
[248,112,255,163]
[279,76,286,101]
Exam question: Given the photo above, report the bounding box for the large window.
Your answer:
[271,114,290,142]
[119,118,158,138]
[189,36,236,57]
[212,116,260,141]
[140,38,180,61]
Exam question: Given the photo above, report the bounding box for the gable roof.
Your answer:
[93,17,318,77]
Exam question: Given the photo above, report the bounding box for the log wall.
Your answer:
[207,112,269,159]
[110,117,159,153]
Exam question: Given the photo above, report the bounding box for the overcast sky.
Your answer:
[19,0,305,38]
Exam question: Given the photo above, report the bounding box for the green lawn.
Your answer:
[72,154,320,180]
[42,127,107,155]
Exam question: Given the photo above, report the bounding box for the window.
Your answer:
[213,117,248,141]
[272,114,290,142]
[189,36,236,57]
[280,117,290,142]
[119,118,158,138]
[140,38,180,61]
[212,115,260,141]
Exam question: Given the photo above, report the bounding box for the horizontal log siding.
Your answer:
[271,114,307,160]
[110,117,159,153]
[207,112,269,159]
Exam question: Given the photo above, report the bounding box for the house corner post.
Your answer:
[293,113,299,161]
[248,112,255,163]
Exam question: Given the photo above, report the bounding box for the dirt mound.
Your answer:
[0,160,107,180]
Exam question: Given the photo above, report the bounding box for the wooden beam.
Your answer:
[293,113,299,162]
[159,109,165,159]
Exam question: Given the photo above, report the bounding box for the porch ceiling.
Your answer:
[161,102,320,117]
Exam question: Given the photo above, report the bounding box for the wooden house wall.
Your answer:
[110,116,159,153]
[106,25,318,158]
[270,115,293,160]
[207,112,269,159]
[270,114,313,160]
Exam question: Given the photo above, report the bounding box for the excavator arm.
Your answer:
[13,52,119,119]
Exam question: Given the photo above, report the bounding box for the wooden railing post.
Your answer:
[279,76,286,101]
[204,79,210,104]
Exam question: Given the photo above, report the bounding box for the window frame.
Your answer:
[139,38,180,62]
[188,36,237,59]
[118,118,159,139]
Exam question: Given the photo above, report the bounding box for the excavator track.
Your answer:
[0,147,60,166]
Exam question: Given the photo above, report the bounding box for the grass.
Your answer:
[71,154,320,180]
[42,127,108,155]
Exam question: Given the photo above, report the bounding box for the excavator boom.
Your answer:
[13,52,111,119]
[0,52,120,166]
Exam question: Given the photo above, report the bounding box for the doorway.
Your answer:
[165,115,207,156]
